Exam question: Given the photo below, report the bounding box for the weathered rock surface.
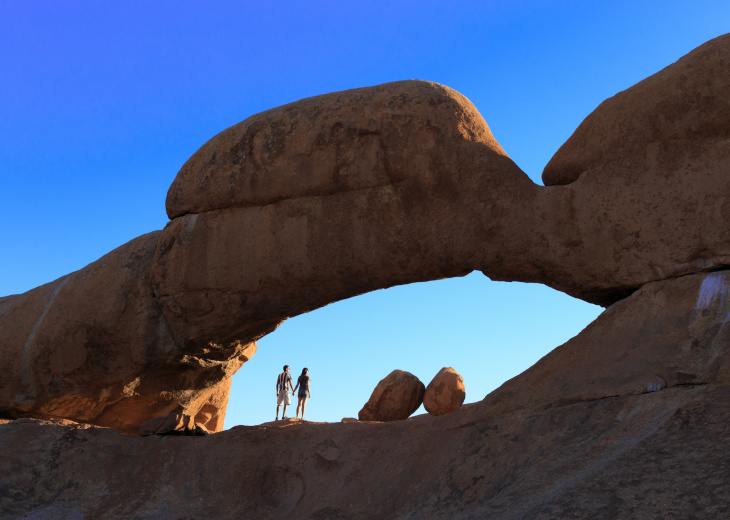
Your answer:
[544,33,730,186]
[1,34,729,455]
[192,375,236,432]
[457,269,730,427]
[0,233,257,435]
[423,367,465,416]
[535,33,730,303]
[5,387,728,519]
[139,413,192,436]
[4,269,730,519]
[166,81,509,219]
[151,80,536,349]
[0,80,533,433]
[358,370,425,421]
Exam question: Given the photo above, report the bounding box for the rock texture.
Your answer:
[138,413,209,436]
[423,367,465,416]
[358,370,425,421]
[166,81,508,219]
[192,375,236,432]
[0,234,256,435]
[0,32,728,480]
[456,269,730,427]
[0,79,532,433]
[4,268,730,519]
[533,33,730,304]
[150,80,535,350]
[543,33,730,186]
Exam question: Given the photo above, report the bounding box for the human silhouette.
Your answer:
[293,368,312,420]
[275,365,294,420]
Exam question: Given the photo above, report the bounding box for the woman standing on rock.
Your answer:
[293,368,312,420]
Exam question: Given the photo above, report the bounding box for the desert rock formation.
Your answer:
[4,267,730,518]
[423,367,466,416]
[1,33,730,519]
[2,385,724,519]
[535,33,730,304]
[358,370,426,421]
[456,269,730,427]
[0,232,256,436]
[0,232,251,436]
[543,32,730,186]
[2,34,730,432]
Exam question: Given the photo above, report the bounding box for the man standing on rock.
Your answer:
[276,365,294,420]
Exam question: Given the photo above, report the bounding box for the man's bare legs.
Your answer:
[276,403,289,420]
[275,365,294,420]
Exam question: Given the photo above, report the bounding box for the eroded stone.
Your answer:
[423,367,465,416]
[358,370,425,421]
[2,35,730,437]
[0,233,256,435]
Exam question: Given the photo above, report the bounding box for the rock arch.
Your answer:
[1,34,729,435]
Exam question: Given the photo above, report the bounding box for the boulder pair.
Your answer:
[358,367,466,421]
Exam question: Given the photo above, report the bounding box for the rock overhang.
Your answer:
[1,34,730,435]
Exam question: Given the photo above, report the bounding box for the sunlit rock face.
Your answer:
[423,367,466,416]
[151,80,537,350]
[0,232,256,435]
[358,369,425,421]
[544,33,730,186]
[536,33,730,304]
[1,80,531,435]
[1,34,730,442]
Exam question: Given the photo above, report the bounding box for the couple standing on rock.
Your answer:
[276,365,312,420]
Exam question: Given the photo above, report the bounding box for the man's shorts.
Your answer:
[277,389,291,406]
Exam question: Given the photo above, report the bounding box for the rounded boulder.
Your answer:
[423,367,465,416]
[358,370,425,421]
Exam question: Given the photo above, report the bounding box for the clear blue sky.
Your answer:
[1,1,727,426]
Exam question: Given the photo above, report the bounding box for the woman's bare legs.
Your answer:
[297,397,308,419]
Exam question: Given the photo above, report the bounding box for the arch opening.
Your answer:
[225,272,602,427]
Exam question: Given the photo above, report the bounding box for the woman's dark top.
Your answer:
[297,375,310,397]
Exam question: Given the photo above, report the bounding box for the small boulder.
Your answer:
[358,370,425,422]
[423,367,465,416]
[139,414,207,436]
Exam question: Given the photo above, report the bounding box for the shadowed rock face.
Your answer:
[1,34,729,441]
[459,269,730,428]
[1,387,722,520]
[4,268,730,519]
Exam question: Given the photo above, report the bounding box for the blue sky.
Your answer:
[1,1,727,426]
